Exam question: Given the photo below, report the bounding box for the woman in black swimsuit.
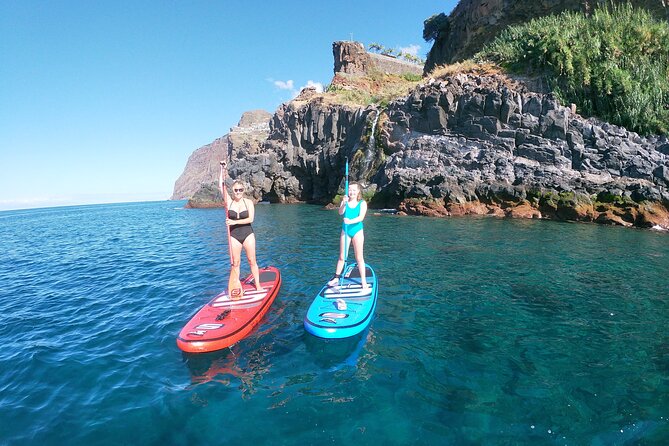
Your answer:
[219,162,263,291]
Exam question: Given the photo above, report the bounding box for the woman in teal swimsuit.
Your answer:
[328,182,369,290]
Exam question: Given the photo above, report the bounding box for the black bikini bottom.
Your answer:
[230,224,254,244]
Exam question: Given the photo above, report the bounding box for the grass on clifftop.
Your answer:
[323,71,423,107]
[474,3,669,135]
[427,60,503,78]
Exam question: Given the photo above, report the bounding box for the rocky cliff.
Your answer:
[424,0,669,73]
[223,89,376,204]
[171,136,228,200]
[171,110,271,204]
[202,69,669,228]
[373,71,669,228]
[173,42,669,229]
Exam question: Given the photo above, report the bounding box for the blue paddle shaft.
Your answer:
[345,159,349,196]
[341,158,350,287]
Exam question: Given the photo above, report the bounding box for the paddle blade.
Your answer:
[228,268,243,300]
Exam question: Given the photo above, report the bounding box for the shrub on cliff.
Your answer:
[475,3,669,135]
[423,13,449,42]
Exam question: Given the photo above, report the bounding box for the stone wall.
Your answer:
[333,41,422,77]
[368,53,422,77]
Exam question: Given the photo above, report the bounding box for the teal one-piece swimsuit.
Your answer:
[343,200,363,238]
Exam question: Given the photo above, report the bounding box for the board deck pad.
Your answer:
[304,262,378,339]
[177,266,281,353]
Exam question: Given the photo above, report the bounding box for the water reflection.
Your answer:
[303,328,370,372]
[183,340,276,398]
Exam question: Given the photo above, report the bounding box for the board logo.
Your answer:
[188,323,224,336]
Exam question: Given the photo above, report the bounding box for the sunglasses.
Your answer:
[233,188,244,192]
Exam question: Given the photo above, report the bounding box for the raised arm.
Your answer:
[219,161,231,207]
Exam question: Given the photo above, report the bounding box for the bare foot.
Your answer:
[231,288,244,300]
[255,286,263,292]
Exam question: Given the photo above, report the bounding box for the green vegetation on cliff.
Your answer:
[324,72,422,107]
[475,4,669,135]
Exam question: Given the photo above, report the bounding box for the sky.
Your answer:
[0,0,458,211]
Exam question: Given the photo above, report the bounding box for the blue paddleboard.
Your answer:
[304,262,378,339]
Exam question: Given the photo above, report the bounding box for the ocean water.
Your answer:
[1,201,668,445]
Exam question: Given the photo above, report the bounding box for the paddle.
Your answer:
[340,157,350,287]
[219,160,243,299]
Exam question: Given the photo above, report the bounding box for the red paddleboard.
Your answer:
[177,266,281,353]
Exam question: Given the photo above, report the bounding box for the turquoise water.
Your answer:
[1,201,668,445]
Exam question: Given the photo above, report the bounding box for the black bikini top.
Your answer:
[228,199,249,220]
[228,209,249,220]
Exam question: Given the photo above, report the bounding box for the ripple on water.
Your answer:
[0,202,668,444]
